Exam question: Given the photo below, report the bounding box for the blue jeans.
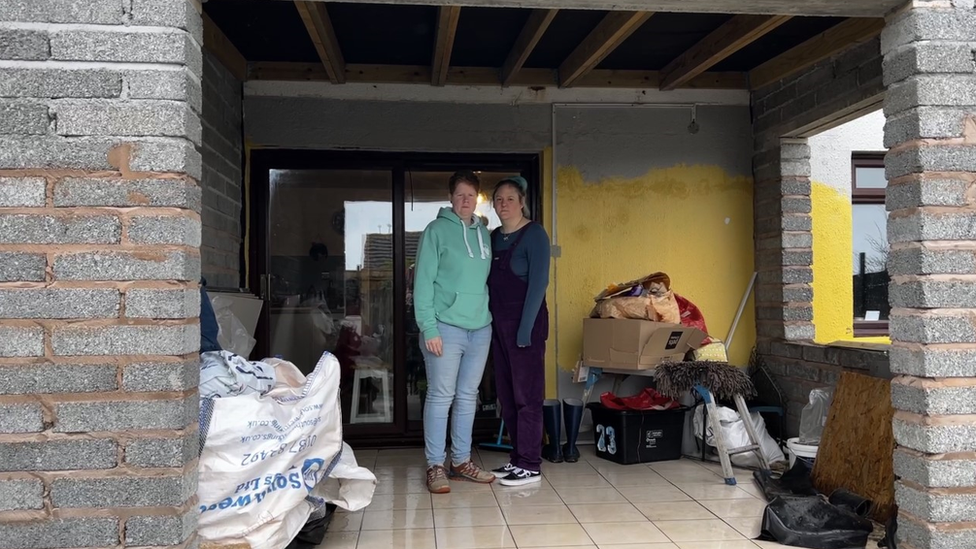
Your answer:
[421,322,491,467]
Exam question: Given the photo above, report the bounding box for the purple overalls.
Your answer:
[488,224,549,472]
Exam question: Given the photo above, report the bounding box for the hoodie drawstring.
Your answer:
[476,225,487,260]
[462,223,474,258]
[461,220,488,260]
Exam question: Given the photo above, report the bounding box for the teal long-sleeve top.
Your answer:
[491,223,551,347]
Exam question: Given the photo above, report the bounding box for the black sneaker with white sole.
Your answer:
[491,463,516,479]
[498,468,542,487]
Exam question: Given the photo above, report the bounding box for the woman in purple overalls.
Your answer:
[487,176,551,486]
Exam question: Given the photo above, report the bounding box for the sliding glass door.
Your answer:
[250,151,540,443]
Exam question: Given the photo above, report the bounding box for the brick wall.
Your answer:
[750,31,890,433]
[200,50,243,290]
[0,0,202,547]
[761,341,890,436]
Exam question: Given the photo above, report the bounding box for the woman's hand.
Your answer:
[426,336,444,357]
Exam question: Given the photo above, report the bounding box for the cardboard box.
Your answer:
[582,318,708,371]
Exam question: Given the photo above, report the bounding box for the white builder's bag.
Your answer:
[309,441,376,517]
[197,352,344,549]
[692,404,785,468]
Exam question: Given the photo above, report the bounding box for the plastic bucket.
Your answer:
[786,437,818,469]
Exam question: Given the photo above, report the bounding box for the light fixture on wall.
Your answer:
[687,105,700,134]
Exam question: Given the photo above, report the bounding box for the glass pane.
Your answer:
[852,203,889,321]
[854,166,887,189]
[404,171,515,422]
[267,169,395,425]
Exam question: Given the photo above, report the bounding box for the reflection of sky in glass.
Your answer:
[345,200,500,270]
[853,204,888,274]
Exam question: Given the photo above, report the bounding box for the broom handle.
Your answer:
[725,271,757,352]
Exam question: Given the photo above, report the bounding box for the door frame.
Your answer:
[248,149,542,446]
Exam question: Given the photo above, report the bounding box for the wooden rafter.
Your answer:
[558,11,652,88]
[660,14,791,91]
[202,12,247,81]
[501,9,558,87]
[247,61,748,89]
[432,6,462,86]
[749,17,885,89]
[294,1,346,84]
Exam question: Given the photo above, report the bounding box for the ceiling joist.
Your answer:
[247,61,747,89]
[660,14,791,91]
[432,6,462,86]
[558,11,653,88]
[202,12,247,81]
[749,17,885,90]
[500,9,558,87]
[294,1,346,84]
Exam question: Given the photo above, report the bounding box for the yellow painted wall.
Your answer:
[550,164,757,377]
[811,181,854,343]
[810,181,890,345]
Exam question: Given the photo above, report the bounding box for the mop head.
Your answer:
[654,361,756,401]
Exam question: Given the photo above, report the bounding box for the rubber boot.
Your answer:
[561,398,583,463]
[541,399,563,463]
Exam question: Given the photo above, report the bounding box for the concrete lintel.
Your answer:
[244,80,751,106]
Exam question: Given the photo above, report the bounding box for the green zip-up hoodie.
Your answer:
[413,207,492,341]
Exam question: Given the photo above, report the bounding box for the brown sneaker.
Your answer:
[426,465,451,494]
[450,460,495,484]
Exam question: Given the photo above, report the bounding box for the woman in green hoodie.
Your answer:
[414,170,496,493]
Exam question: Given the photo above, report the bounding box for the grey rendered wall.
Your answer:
[201,50,243,289]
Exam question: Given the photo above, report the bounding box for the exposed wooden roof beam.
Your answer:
[432,6,462,86]
[202,12,247,81]
[558,11,652,88]
[294,1,346,84]
[501,9,558,87]
[749,17,885,90]
[248,62,747,89]
[660,14,791,91]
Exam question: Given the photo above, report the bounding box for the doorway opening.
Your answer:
[249,150,542,445]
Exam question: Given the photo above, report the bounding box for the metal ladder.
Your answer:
[694,384,771,485]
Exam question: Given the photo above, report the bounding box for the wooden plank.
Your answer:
[500,9,558,86]
[749,17,885,90]
[202,12,247,81]
[577,69,747,89]
[660,14,791,91]
[810,371,896,523]
[248,62,746,89]
[293,1,346,84]
[558,11,652,88]
[432,6,462,86]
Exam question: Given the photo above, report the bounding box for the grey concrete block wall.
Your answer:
[748,21,891,421]
[750,34,885,345]
[881,2,976,547]
[201,50,243,290]
[0,0,202,546]
[758,340,889,435]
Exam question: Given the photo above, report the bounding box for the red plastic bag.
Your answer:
[675,293,712,346]
[600,388,680,411]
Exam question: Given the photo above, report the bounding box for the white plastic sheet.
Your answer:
[798,387,834,446]
[211,294,256,358]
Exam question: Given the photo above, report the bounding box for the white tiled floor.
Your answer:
[320,445,798,549]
